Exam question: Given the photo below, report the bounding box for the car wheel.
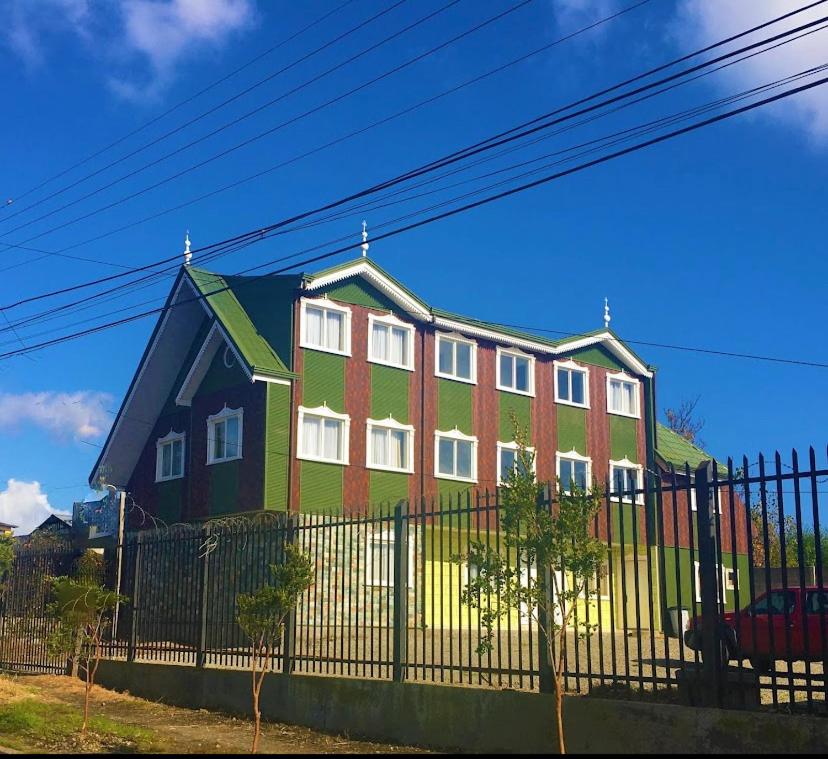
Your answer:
[700,639,731,669]
[749,656,771,674]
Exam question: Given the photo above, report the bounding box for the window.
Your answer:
[693,560,724,603]
[435,332,476,383]
[725,568,739,592]
[556,451,591,493]
[749,590,796,616]
[435,430,478,482]
[609,458,644,504]
[207,406,243,464]
[368,314,414,370]
[806,590,828,615]
[496,347,534,395]
[606,371,640,417]
[155,430,185,482]
[366,529,415,587]
[497,441,535,485]
[298,405,350,465]
[300,298,351,355]
[554,360,589,408]
[367,417,414,473]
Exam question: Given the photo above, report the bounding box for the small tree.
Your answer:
[457,415,605,754]
[47,551,126,734]
[0,533,13,601]
[664,396,705,447]
[237,542,314,753]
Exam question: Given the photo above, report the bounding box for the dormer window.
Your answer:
[368,313,414,371]
[156,430,185,482]
[300,297,351,356]
[207,406,243,464]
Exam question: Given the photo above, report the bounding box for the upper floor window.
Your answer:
[554,359,589,408]
[556,450,591,493]
[367,417,414,473]
[156,430,185,482]
[606,371,640,418]
[207,406,243,464]
[368,313,414,371]
[300,297,351,356]
[497,441,535,485]
[496,347,535,396]
[609,458,644,504]
[435,429,478,483]
[435,332,476,384]
[297,405,350,465]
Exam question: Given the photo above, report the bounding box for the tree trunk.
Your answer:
[251,646,261,754]
[554,676,565,754]
[82,668,91,734]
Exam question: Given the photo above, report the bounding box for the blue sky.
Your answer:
[0,0,826,531]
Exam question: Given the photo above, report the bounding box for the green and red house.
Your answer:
[91,254,748,627]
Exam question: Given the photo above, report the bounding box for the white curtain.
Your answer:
[623,382,634,414]
[372,323,388,361]
[325,311,343,351]
[390,327,406,365]
[305,306,323,346]
[610,380,622,411]
[323,419,342,460]
[390,430,406,469]
[371,427,387,466]
[302,417,320,457]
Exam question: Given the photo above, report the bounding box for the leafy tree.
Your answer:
[0,533,13,601]
[664,396,705,447]
[237,543,314,753]
[456,414,605,754]
[46,551,126,734]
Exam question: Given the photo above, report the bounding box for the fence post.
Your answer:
[694,460,722,705]
[282,514,298,675]
[127,533,142,663]
[195,524,210,668]
[536,483,555,694]
[392,500,409,683]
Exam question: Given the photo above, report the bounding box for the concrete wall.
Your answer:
[94,660,828,754]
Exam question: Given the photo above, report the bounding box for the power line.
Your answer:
[0,0,360,210]
[1,73,827,365]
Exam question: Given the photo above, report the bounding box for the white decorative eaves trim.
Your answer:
[367,415,415,432]
[434,428,478,443]
[156,429,185,446]
[610,456,641,470]
[207,404,244,425]
[556,448,592,463]
[299,403,350,422]
[433,316,554,355]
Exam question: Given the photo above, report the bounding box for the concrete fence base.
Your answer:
[93,661,828,754]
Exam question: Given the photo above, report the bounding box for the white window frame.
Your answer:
[496,346,535,396]
[299,296,352,357]
[365,528,416,588]
[609,457,644,505]
[555,449,593,494]
[693,560,725,603]
[365,416,415,474]
[434,429,478,483]
[155,429,186,483]
[297,405,351,465]
[434,331,477,385]
[206,405,243,465]
[606,370,641,419]
[688,481,723,513]
[497,440,536,485]
[553,359,590,409]
[367,313,415,371]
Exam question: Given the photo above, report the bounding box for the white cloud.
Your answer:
[2,0,93,68]
[0,390,113,441]
[673,1,828,142]
[0,479,57,535]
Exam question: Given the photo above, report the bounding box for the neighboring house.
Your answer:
[0,522,15,537]
[90,253,748,628]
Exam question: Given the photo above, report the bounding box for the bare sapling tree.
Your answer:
[664,395,705,446]
[457,413,605,754]
[47,550,126,734]
[237,542,314,754]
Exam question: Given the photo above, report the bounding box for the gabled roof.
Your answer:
[655,423,727,474]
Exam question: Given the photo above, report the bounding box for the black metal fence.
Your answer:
[1,446,827,715]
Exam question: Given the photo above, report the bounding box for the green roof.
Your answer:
[186,268,295,379]
[655,423,728,474]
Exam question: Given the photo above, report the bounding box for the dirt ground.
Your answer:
[0,674,428,754]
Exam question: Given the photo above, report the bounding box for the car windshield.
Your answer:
[749,590,796,616]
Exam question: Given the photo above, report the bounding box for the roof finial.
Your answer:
[603,297,611,330]
[183,230,192,266]
[361,220,369,257]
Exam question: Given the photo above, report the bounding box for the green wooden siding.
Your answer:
[499,392,531,441]
[370,364,410,422]
[369,470,409,509]
[563,344,625,371]
[300,461,343,513]
[194,345,248,398]
[264,382,291,511]
[302,349,345,410]
[610,415,639,463]
[157,479,183,524]
[437,378,472,434]
[317,279,398,312]
[661,546,749,615]
[556,404,586,454]
[209,460,240,516]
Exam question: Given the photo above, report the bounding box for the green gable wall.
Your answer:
[316,279,398,312]
[499,392,531,441]
[300,461,343,514]
[264,383,291,511]
[557,404,586,454]
[610,415,639,463]
[437,378,472,434]
[302,349,345,410]
[194,345,249,398]
[209,460,241,516]
[563,344,626,371]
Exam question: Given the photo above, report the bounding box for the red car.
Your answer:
[684,586,828,672]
